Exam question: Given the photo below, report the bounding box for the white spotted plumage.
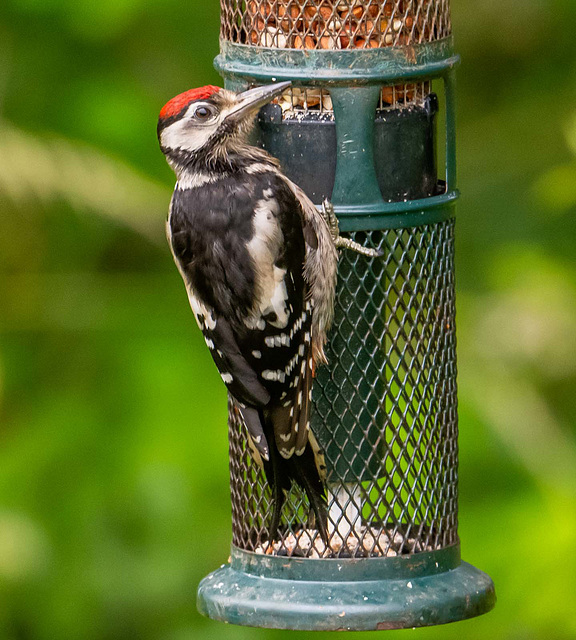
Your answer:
[261,369,286,383]
[159,82,338,543]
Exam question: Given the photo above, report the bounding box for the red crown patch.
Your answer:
[159,86,221,119]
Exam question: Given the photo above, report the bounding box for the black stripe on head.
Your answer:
[157,108,188,140]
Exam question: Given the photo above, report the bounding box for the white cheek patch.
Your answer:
[160,107,223,154]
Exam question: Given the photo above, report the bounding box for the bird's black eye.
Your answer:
[193,104,215,120]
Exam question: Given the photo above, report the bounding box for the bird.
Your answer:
[157,81,339,544]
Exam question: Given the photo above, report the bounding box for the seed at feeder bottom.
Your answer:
[382,3,394,17]
[304,5,333,21]
[380,84,417,105]
[254,526,435,558]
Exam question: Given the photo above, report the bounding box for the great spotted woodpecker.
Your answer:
[157,82,338,542]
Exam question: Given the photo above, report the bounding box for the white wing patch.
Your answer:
[245,196,290,330]
[264,267,290,328]
[187,289,217,330]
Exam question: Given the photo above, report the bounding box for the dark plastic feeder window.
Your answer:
[254,84,439,204]
[198,0,496,631]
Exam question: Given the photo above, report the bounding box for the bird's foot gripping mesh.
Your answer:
[229,219,459,559]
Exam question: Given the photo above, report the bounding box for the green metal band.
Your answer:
[216,43,459,227]
[334,190,458,231]
[230,543,461,582]
[216,38,458,85]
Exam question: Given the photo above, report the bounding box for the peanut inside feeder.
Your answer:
[245,0,443,50]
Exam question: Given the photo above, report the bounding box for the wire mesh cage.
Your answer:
[199,0,495,631]
[230,221,457,558]
[220,0,451,49]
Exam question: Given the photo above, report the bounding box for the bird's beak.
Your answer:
[227,81,292,122]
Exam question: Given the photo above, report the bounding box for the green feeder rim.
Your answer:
[216,38,459,85]
[198,545,496,631]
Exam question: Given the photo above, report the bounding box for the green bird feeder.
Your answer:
[197,0,496,630]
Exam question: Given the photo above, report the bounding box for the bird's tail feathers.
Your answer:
[232,395,328,547]
[263,423,328,546]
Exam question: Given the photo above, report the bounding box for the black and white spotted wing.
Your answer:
[168,169,316,459]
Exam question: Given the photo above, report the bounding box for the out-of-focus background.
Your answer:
[1,0,575,638]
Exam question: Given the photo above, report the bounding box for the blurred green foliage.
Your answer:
[1,0,575,638]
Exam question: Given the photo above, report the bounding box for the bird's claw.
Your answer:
[321,198,341,244]
[321,199,383,258]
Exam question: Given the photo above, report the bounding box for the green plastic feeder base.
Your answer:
[197,546,495,631]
